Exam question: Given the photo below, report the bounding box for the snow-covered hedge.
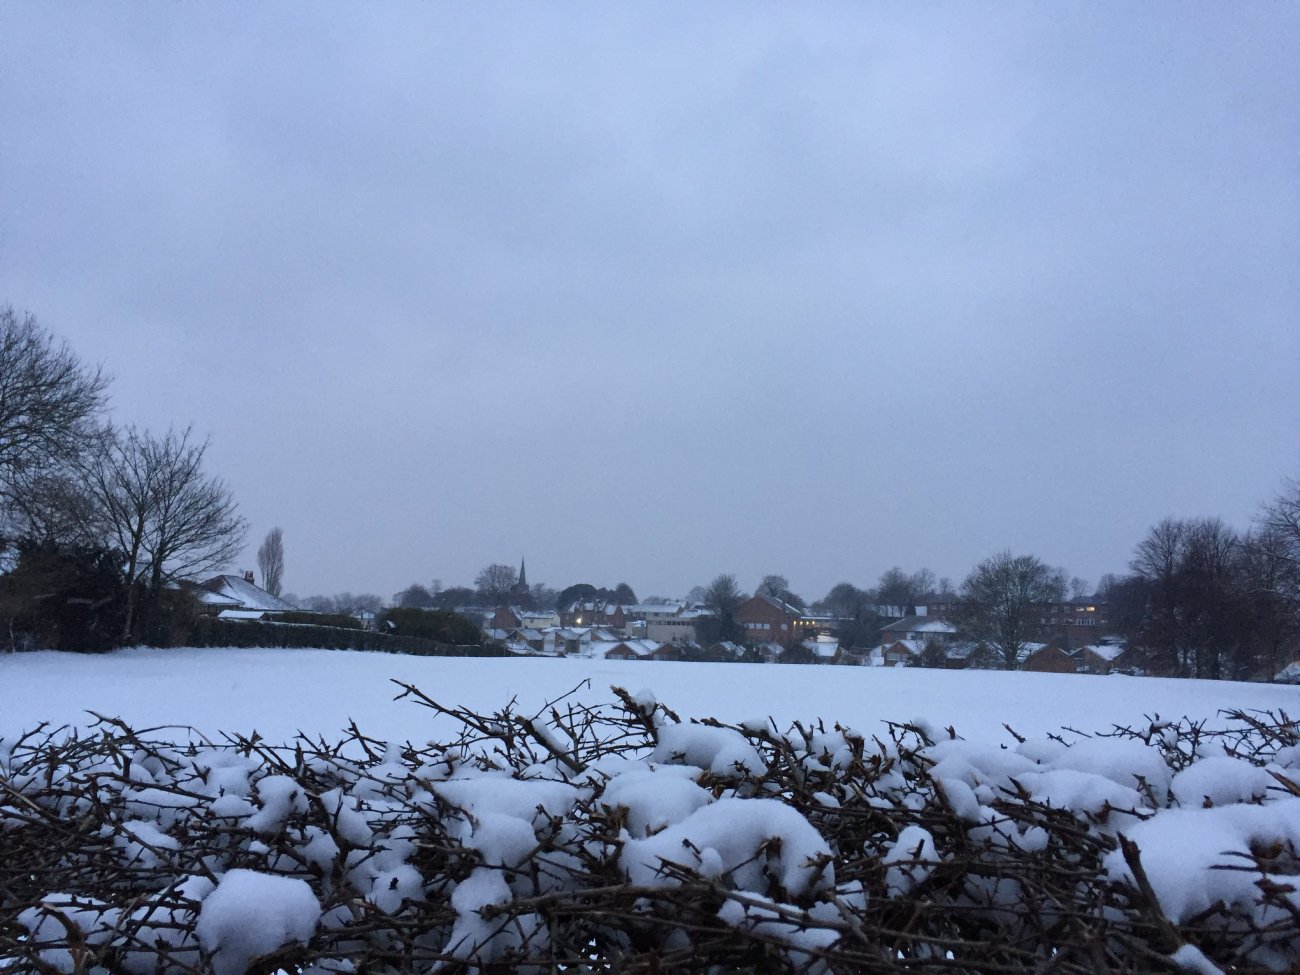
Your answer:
[3,683,1300,973]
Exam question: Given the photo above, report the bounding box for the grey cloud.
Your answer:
[1,3,1297,600]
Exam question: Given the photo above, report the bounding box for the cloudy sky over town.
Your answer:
[2,4,1297,602]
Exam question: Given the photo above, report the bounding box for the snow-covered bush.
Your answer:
[3,684,1300,972]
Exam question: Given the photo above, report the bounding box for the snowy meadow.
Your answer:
[6,648,1300,973]
[3,646,1294,746]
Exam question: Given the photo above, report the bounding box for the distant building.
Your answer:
[195,572,298,619]
[924,599,1110,651]
[561,601,626,629]
[878,616,958,646]
[733,594,802,648]
[1020,645,1078,674]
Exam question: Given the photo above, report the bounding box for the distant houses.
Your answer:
[472,591,1143,674]
[190,575,1139,675]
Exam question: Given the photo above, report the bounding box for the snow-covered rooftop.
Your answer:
[217,609,269,621]
[803,637,839,659]
[202,575,298,613]
[881,616,957,635]
[1082,644,1126,662]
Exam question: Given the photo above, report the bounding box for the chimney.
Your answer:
[244,570,255,584]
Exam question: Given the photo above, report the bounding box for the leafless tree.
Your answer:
[1127,517,1254,678]
[2,459,110,550]
[703,573,745,618]
[299,594,337,613]
[756,573,804,610]
[1239,526,1300,678]
[0,309,109,536]
[960,551,1067,669]
[394,583,436,608]
[81,426,246,639]
[257,527,285,596]
[348,593,384,614]
[474,563,518,604]
[1263,477,1300,580]
[876,566,934,616]
[817,581,870,619]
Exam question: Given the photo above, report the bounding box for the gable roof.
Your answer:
[882,639,927,657]
[1080,644,1126,662]
[623,602,685,615]
[880,616,957,635]
[194,589,242,608]
[201,575,298,613]
[740,593,803,617]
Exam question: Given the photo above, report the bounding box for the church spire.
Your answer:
[518,556,527,589]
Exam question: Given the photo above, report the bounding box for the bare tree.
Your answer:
[0,308,109,483]
[3,458,111,550]
[257,527,285,596]
[300,594,338,613]
[960,551,1067,669]
[876,567,934,616]
[817,582,870,619]
[474,563,518,604]
[757,574,805,610]
[394,583,436,608]
[703,573,745,618]
[82,427,246,640]
[0,309,109,536]
[1129,517,1249,678]
[1239,526,1299,678]
[1263,477,1300,581]
[332,592,383,615]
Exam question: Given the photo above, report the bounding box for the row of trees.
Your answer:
[1,309,250,649]
[1105,500,1300,679]
[951,492,1300,678]
[382,570,638,615]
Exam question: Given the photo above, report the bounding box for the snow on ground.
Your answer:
[2,646,1295,745]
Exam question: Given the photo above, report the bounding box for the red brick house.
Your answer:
[879,616,958,646]
[733,594,801,648]
[1021,645,1078,674]
[882,640,924,667]
[490,606,522,630]
[1078,643,1130,675]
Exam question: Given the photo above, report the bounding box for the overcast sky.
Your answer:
[2,3,1297,603]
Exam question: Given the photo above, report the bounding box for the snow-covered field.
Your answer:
[8,646,1300,971]
[3,646,1294,744]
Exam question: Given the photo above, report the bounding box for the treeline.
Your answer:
[1102,505,1300,679]
[694,496,1300,679]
